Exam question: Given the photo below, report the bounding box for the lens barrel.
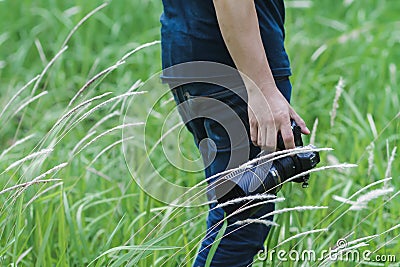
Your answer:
[215,148,320,214]
[214,121,321,215]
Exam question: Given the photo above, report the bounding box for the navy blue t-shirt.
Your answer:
[160,0,291,80]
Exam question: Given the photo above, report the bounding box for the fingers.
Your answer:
[257,123,266,151]
[251,119,296,150]
[247,96,310,151]
[249,110,259,146]
[280,122,295,149]
[264,125,277,152]
[251,117,276,151]
[257,125,263,149]
[250,123,258,146]
[290,109,310,135]
[253,115,277,152]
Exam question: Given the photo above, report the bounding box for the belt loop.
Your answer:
[274,76,289,82]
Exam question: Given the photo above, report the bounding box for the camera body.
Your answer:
[214,121,320,214]
[275,120,320,188]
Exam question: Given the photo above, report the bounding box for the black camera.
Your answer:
[214,121,320,214]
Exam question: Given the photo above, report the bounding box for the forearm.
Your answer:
[213,0,309,150]
[213,0,278,95]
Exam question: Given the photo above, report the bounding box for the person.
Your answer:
[160,0,310,266]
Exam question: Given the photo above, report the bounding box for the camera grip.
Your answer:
[277,120,303,150]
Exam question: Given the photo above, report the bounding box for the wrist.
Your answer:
[247,81,280,98]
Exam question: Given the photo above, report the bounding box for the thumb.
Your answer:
[290,109,310,135]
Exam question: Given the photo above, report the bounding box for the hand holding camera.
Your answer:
[215,121,320,215]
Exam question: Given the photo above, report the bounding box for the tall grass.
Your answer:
[0,0,399,266]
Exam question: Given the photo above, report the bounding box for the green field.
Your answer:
[0,0,399,266]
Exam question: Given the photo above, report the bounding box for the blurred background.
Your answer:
[0,0,399,266]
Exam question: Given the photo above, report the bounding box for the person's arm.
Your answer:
[213,0,310,151]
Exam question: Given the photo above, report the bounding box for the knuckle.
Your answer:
[275,110,288,119]
[262,118,275,128]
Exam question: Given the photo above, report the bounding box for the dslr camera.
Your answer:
[214,121,320,214]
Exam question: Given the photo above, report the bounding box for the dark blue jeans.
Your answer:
[171,78,292,267]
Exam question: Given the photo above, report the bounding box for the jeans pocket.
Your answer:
[175,84,250,152]
[203,118,231,151]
